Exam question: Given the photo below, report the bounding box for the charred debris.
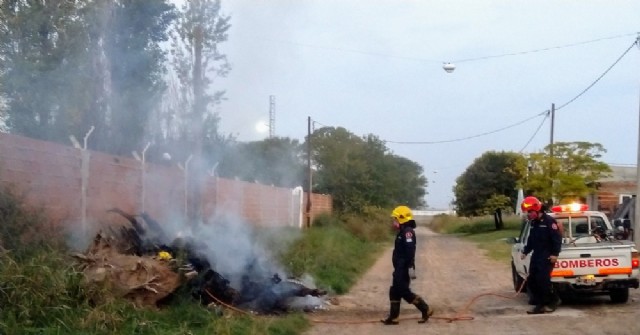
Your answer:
[73,208,327,314]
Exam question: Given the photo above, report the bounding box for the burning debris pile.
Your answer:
[73,208,327,314]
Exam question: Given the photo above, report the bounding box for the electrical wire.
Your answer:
[555,39,639,111]
[259,38,442,63]
[307,35,637,148]
[260,32,637,65]
[386,111,547,144]
[452,32,638,63]
[518,112,549,153]
[312,111,547,146]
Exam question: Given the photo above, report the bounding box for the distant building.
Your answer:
[591,165,636,217]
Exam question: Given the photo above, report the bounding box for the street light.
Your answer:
[443,62,456,73]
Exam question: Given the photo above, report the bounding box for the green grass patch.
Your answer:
[1,187,392,334]
[281,224,383,294]
[0,187,311,335]
[431,214,523,262]
[280,208,391,294]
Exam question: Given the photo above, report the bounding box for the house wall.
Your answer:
[597,180,636,216]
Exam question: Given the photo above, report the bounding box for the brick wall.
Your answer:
[0,132,332,228]
[597,181,636,216]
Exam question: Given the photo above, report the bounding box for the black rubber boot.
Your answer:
[380,301,401,325]
[413,296,433,323]
[527,305,545,314]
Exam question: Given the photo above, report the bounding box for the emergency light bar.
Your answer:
[551,203,589,213]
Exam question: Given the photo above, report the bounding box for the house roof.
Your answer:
[600,165,637,182]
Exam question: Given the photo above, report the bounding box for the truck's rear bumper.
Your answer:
[602,278,639,289]
[554,278,639,292]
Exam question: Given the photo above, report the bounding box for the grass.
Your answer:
[431,214,524,262]
[0,187,389,334]
[281,208,391,294]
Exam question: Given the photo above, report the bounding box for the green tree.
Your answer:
[454,151,527,217]
[88,0,176,155]
[524,141,611,203]
[0,0,176,155]
[0,0,84,141]
[165,0,230,150]
[165,0,230,221]
[217,137,305,188]
[310,127,426,213]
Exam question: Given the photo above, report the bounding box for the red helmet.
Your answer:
[521,196,542,212]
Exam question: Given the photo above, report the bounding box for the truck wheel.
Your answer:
[609,288,629,303]
[511,262,526,293]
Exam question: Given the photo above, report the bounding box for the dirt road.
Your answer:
[305,226,640,335]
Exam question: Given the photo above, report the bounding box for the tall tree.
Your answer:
[165,0,230,148]
[88,0,175,154]
[524,141,611,203]
[0,0,175,155]
[167,0,230,221]
[310,127,426,213]
[453,151,527,216]
[0,0,84,141]
[217,137,305,188]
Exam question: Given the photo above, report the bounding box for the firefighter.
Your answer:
[520,196,562,314]
[381,205,432,325]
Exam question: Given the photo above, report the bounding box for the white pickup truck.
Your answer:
[509,203,639,303]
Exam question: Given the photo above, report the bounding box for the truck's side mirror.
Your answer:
[505,237,519,244]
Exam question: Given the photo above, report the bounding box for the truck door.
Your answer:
[513,219,532,276]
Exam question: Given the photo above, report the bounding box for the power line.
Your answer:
[259,38,442,63]
[555,39,638,111]
[307,36,637,149]
[519,112,549,153]
[259,32,638,65]
[312,111,547,145]
[453,32,637,63]
[386,111,547,144]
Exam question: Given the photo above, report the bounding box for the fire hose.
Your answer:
[206,277,529,324]
[309,277,529,324]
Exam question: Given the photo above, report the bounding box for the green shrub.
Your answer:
[340,206,392,243]
[430,214,524,262]
[0,188,64,260]
[431,214,521,234]
[0,187,311,335]
[282,210,388,294]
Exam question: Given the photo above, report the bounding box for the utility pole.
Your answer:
[549,103,555,205]
[306,116,312,228]
[269,95,276,138]
[635,88,640,242]
[635,33,640,242]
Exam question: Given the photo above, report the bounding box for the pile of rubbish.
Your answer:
[72,208,327,314]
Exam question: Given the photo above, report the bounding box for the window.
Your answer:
[590,216,606,232]
[619,194,633,204]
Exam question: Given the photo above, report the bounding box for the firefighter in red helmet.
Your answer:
[381,205,432,325]
[520,196,562,314]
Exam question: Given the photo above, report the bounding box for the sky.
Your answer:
[210,0,640,209]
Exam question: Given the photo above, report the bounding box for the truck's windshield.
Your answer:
[555,216,607,239]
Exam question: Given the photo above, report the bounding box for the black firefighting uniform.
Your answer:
[522,213,562,307]
[389,220,419,303]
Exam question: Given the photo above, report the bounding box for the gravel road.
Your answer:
[304,226,640,335]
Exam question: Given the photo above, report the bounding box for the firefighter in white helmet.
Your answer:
[381,205,432,325]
